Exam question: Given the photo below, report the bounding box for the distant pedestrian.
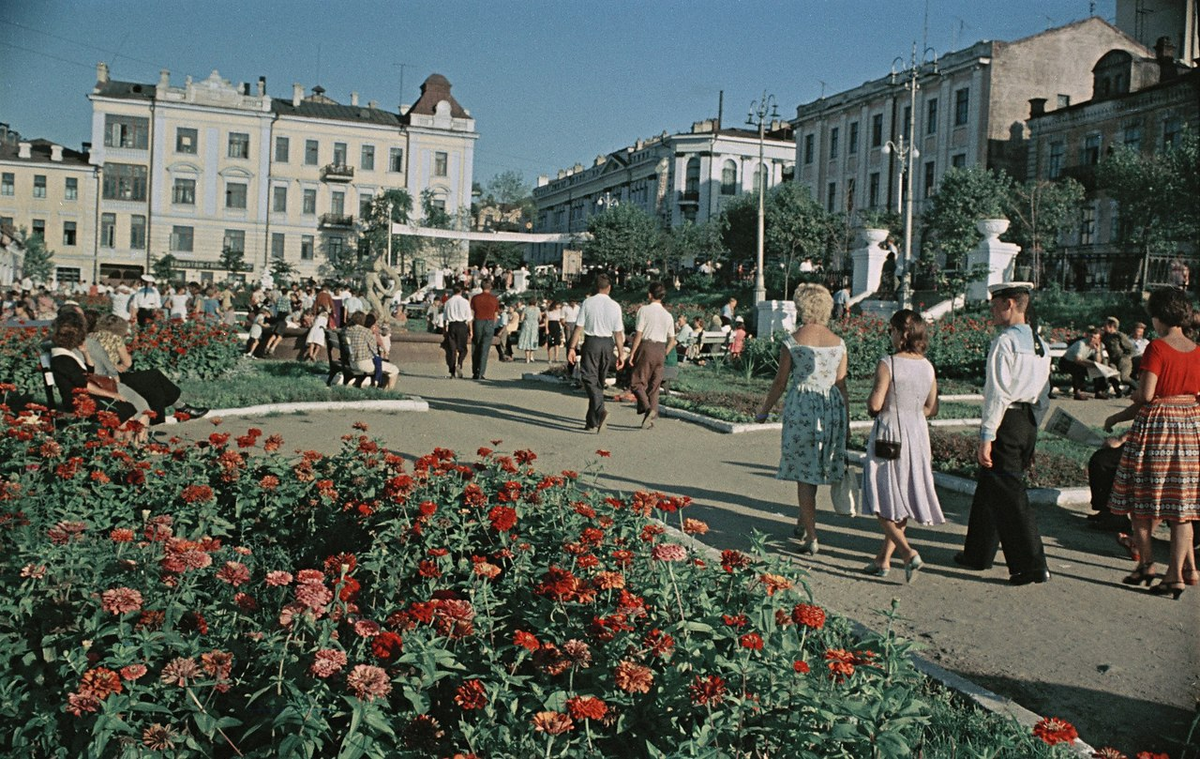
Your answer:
[628,282,676,429]
[567,273,625,433]
[720,297,737,327]
[518,301,541,363]
[469,279,501,380]
[442,283,471,378]
[955,282,1053,586]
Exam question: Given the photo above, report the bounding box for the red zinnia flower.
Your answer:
[372,631,403,660]
[513,630,540,652]
[215,561,250,587]
[689,674,726,706]
[79,667,123,700]
[488,505,517,532]
[793,660,811,674]
[792,603,826,630]
[454,679,487,710]
[613,661,654,693]
[566,695,607,721]
[531,711,573,735]
[1033,717,1079,746]
[739,632,764,651]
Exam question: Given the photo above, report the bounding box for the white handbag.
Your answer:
[830,470,860,517]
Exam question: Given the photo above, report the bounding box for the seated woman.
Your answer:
[49,315,146,428]
[88,313,208,422]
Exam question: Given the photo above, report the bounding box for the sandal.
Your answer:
[1121,562,1156,586]
[862,562,889,578]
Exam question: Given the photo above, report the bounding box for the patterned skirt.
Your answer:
[1109,395,1200,522]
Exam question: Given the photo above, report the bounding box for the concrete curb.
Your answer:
[656,519,1097,757]
[843,450,1090,506]
[658,404,983,434]
[205,398,429,419]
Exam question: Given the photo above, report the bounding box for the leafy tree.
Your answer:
[666,219,726,279]
[219,246,247,280]
[583,203,662,272]
[765,183,836,297]
[151,253,178,283]
[18,227,53,283]
[921,166,1013,308]
[417,189,470,271]
[268,258,298,287]
[470,239,525,271]
[719,192,760,273]
[1005,178,1084,287]
[485,170,531,205]
[1099,133,1199,287]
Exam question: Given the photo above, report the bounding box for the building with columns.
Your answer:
[529,118,794,265]
[79,64,476,284]
[791,17,1148,231]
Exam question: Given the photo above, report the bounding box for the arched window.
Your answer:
[685,157,701,198]
[753,162,768,193]
[721,159,737,195]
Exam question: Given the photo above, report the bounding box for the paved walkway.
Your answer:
[183,358,1195,754]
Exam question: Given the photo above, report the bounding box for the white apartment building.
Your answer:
[792,18,1148,231]
[530,118,794,265]
[0,125,99,285]
[85,64,476,284]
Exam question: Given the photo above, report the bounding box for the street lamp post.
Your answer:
[747,91,779,305]
[883,43,937,310]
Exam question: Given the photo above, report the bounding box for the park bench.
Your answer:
[324,328,377,388]
[696,330,731,358]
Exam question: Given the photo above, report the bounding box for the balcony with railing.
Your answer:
[321,163,355,182]
[319,213,355,228]
[679,189,700,204]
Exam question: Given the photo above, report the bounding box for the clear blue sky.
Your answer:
[1,0,1115,188]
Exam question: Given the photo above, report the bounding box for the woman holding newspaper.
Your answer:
[1103,288,1200,599]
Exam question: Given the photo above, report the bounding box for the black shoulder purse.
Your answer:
[873,357,903,460]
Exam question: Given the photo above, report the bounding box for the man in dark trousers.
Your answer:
[566,273,625,432]
[628,281,676,429]
[955,282,1054,585]
[469,279,501,380]
[441,283,471,378]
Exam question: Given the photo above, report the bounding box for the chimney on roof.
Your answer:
[50,145,63,162]
[1155,36,1179,80]
[97,62,109,84]
[368,100,378,109]
[257,76,266,96]
[292,83,303,107]
[351,91,359,106]
[18,142,31,159]
[1029,97,1048,117]
[82,142,91,157]
[241,82,251,96]
[158,69,170,89]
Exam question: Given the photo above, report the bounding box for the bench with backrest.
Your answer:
[324,328,377,388]
[696,330,731,358]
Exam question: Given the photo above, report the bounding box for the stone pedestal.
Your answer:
[850,228,890,299]
[966,219,1020,302]
[756,299,796,337]
[426,270,445,290]
[512,269,529,293]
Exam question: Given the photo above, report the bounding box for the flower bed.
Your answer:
[0,402,1090,757]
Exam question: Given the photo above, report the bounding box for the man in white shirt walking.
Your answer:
[442,283,472,378]
[567,273,625,432]
[130,275,162,326]
[955,282,1053,586]
[628,282,676,428]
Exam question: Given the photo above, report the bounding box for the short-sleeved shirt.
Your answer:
[345,325,377,364]
[1063,338,1100,364]
[470,292,501,321]
[1140,339,1200,396]
[443,294,472,323]
[634,301,675,343]
[576,293,624,337]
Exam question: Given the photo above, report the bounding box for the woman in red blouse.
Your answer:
[1105,288,1200,599]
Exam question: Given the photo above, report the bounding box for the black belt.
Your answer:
[1009,402,1034,411]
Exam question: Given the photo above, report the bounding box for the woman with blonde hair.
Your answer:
[755,283,848,554]
[862,309,944,581]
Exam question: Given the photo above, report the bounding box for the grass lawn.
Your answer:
[177,359,398,408]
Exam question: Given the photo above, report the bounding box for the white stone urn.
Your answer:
[977,218,1010,242]
[859,227,889,246]
[966,218,1020,301]
[850,228,891,300]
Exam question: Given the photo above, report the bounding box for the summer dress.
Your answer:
[776,335,847,485]
[862,356,945,525]
[518,305,541,351]
[1109,339,1200,522]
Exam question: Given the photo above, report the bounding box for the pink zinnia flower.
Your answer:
[296,568,325,584]
[265,570,293,586]
[295,582,333,613]
[346,664,392,701]
[215,561,251,587]
[120,664,148,681]
[101,587,144,615]
[354,619,381,638]
[159,657,201,687]
[310,649,348,678]
[651,543,687,562]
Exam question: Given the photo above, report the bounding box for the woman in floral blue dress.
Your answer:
[756,283,848,554]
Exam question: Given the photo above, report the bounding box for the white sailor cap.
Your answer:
[987,281,1035,299]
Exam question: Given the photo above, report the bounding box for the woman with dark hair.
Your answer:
[48,314,144,426]
[544,300,564,364]
[1105,288,1200,598]
[87,313,207,423]
[861,309,944,581]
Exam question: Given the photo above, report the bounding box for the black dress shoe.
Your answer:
[175,405,209,419]
[1008,570,1051,586]
[953,552,988,571]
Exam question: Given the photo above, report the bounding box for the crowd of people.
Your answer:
[749,281,1198,596]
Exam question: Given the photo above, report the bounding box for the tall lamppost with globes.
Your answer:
[882,43,937,310]
[747,91,779,306]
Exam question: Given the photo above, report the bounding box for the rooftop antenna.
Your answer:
[393,62,409,111]
[818,79,828,98]
[315,43,322,88]
[717,90,724,129]
[1089,0,1096,15]
[922,0,930,54]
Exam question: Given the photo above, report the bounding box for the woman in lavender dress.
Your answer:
[862,310,944,581]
